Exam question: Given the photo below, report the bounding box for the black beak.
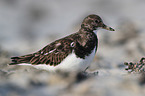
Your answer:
[102,24,115,31]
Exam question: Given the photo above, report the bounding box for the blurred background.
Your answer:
[0,0,145,96]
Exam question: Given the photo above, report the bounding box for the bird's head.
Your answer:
[81,14,115,32]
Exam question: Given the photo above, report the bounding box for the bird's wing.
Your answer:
[10,38,76,66]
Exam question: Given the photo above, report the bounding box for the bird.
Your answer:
[9,14,115,72]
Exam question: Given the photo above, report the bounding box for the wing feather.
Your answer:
[29,38,75,66]
[10,36,76,66]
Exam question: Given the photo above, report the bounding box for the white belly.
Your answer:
[17,48,96,72]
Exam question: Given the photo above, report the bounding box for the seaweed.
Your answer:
[124,57,145,73]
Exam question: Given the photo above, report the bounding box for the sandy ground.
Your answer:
[0,0,145,96]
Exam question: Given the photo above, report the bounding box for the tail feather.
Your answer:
[9,54,33,65]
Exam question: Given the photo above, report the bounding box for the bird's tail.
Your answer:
[9,54,33,65]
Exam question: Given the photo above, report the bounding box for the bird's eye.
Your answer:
[95,20,99,23]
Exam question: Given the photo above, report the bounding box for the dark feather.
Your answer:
[9,37,76,66]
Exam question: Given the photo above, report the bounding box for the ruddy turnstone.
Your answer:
[9,14,115,72]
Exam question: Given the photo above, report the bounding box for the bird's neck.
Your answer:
[79,27,92,32]
[93,29,98,35]
[79,27,98,35]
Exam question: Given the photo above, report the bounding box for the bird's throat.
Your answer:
[93,29,98,35]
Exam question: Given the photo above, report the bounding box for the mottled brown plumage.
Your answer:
[10,14,115,67]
